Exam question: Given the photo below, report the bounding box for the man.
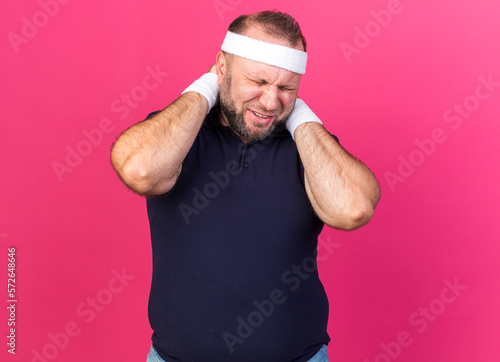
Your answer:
[111,11,380,362]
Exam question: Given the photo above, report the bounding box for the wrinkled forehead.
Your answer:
[228,55,303,89]
[221,31,308,75]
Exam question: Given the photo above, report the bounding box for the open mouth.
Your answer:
[248,110,274,125]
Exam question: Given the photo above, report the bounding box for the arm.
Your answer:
[292,106,381,230]
[111,67,218,195]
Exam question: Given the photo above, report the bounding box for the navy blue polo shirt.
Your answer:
[146,107,331,361]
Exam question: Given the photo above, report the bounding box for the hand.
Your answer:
[208,64,217,74]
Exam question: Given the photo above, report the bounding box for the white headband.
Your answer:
[221,31,307,75]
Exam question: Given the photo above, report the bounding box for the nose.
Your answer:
[258,86,281,112]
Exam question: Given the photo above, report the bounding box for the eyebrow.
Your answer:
[246,75,297,89]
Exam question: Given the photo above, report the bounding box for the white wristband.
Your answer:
[286,99,323,140]
[181,73,220,113]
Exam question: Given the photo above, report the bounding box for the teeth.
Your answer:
[253,111,269,119]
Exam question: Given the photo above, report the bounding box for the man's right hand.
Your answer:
[181,70,220,112]
[111,70,219,195]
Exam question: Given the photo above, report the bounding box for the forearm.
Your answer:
[295,122,380,229]
[111,92,208,195]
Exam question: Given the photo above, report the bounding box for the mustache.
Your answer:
[246,105,281,117]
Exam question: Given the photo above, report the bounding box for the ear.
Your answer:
[215,51,228,86]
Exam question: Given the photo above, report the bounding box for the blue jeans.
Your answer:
[146,344,328,362]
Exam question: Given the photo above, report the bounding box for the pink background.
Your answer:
[1,0,499,361]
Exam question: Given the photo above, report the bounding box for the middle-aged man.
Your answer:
[111,10,380,362]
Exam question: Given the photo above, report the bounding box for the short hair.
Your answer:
[228,10,307,52]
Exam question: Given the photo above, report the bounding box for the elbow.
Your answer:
[322,177,381,230]
[118,160,155,195]
[118,159,176,196]
[342,182,381,230]
[325,198,375,231]
[111,145,172,195]
[344,202,374,230]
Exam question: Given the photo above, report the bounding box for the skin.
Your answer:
[216,25,303,143]
[111,23,380,230]
[218,61,288,142]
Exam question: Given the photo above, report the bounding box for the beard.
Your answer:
[219,73,290,142]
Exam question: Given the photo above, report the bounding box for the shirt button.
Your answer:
[243,163,249,168]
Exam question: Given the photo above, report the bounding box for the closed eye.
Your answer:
[247,77,296,91]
